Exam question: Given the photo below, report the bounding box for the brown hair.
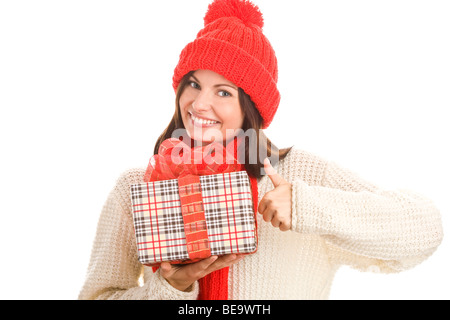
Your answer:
[154,71,292,180]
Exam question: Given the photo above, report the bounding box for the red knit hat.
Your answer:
[173,0,280,129]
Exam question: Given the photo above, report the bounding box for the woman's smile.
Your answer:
[188,111,221,128]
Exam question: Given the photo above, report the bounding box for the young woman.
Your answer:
[79,0,443,300]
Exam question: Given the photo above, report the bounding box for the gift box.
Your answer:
[130,171,257,266]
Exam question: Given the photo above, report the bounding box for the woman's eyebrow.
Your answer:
[190,75,201,83]
[214,83,238,90]
[190,74,237,90]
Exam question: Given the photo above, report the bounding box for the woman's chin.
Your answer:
[186,128,224,145]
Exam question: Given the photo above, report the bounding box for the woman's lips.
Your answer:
[189,112,220,127]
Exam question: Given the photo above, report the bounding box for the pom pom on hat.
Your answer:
[204,0,264,28]
[173,0,280,129]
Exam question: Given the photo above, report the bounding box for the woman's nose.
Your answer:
[192,91,212,112]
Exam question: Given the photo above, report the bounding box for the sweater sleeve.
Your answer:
[78,169,199,300]
[290,156,443,273]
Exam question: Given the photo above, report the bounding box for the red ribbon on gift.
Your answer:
[177,174,210,261]
[144,138,243,181]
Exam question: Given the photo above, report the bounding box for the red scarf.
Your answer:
[144,137,258,300]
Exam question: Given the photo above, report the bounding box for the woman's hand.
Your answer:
[160,254,244,292]
[258,158,292,231]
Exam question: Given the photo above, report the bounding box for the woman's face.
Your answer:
[179,69,244,145]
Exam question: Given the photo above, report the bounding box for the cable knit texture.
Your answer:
[78,147,443,300]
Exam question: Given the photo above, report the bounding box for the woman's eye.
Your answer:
[218,90,231,97]
[189,81,200,89]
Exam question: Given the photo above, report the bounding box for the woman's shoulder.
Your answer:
[276,146,329,185]
[113,167,146,195]
[116,167,147,184]
[279,146,329,167]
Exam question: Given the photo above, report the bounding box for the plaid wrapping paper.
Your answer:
[130,171,257,266]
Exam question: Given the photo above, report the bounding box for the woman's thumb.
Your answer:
[263,158,284,187]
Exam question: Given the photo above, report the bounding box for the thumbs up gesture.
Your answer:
[258,158,292,231]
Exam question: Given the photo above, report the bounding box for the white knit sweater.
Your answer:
[78,147,443,300]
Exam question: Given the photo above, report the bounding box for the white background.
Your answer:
[0,0,449,300]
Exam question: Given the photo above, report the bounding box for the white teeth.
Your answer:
[190,113,219,125]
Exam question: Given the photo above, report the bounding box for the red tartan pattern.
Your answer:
[184,220,207,234]
[130,171,257,266]
[178,174,211,260]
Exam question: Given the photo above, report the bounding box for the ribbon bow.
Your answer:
[144,137,244,182]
